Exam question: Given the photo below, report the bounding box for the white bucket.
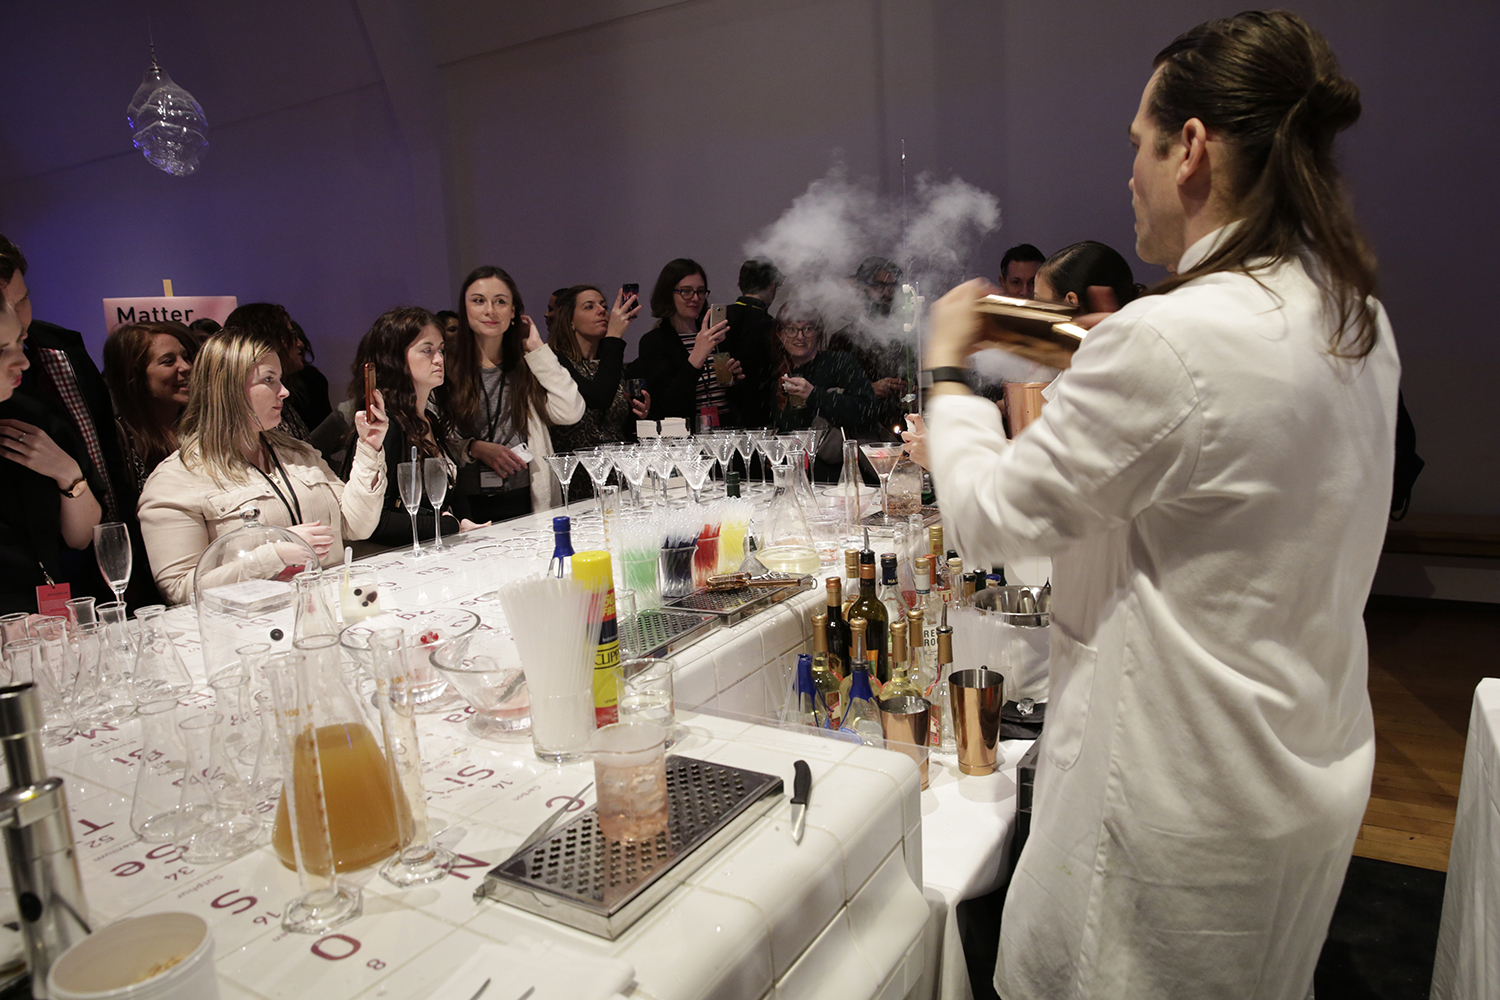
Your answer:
[47,913,218,1000]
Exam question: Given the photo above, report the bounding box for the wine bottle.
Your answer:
[881,619,923,700]
[846,551,889,683]
[810,613,842,727]
[794,653,827,728]
[878,553,908,625]
[926,598,957,753]
[839,619,884,745]
[824,578,850,679]
[841,549,860,616]
[548,515,574,578]
[726,471,741,498]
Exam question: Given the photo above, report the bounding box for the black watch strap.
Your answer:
[925,366,972,387]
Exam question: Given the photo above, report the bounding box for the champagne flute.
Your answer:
[423,457,449,553]
[397,460,423,558]
[93,522,132,606]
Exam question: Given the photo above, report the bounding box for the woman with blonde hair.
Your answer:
[138,327,389,605]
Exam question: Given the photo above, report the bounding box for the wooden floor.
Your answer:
[1355,595,1500,871]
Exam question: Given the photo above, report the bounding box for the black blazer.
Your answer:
[633,320,701,422]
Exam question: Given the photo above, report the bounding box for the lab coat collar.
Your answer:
[1177,219,1244,273]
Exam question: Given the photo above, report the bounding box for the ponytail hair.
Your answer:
[1147,10,1378,359]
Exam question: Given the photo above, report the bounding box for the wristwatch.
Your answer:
[925,366,973,388]
[59,476,88,498]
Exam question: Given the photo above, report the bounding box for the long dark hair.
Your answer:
[102,322,197,475]
[1040,241,1138,310]
[649,258,706,321]
[548,285,604,365]
[445,266,550,439]
[1146,10,1377,359]
[350,306,454,460]
[224,302,302,367]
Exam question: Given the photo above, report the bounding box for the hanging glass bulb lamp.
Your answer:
[126,49,208,176]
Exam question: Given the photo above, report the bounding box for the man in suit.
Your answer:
[1,233,131,601]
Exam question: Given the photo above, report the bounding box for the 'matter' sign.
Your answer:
[102,295,238,333]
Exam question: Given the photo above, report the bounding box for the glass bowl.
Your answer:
[339,608,480,712]
[430,625,531,742]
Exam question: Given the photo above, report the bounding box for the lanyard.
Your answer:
[252,436,304,525]
[481,370,506,443]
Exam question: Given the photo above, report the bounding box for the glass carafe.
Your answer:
[269,635,402,873]
[759,464,820,575]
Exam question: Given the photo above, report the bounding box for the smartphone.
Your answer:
[710,303,728,327]
[621,282,639,300]
[364,362,376,412]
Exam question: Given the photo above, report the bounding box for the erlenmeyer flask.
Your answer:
[758,464,820,575]
[131,606,192,704]
[264,649,361,934]
[175,712,261,863]
[130,700,186,842]
[787,444,819,512]
[269,635,401,873]
[370,629,452,886]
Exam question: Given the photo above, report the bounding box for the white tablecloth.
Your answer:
[1430,677,1500,1000]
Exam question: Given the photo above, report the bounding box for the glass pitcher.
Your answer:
[269,634,402,873]
[758,463,821,575]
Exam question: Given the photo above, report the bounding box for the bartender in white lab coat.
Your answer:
[923,12,1400,1000]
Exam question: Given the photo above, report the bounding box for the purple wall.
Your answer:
[1,0,1495,516]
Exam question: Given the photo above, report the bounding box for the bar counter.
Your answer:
[40,501,1022,999]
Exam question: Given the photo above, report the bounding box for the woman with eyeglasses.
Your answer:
[770,304,877,481]
[632,258,734,424]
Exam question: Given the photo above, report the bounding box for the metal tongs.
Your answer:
[704,573,808,592]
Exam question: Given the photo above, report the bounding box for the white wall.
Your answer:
[1,0,1494,518]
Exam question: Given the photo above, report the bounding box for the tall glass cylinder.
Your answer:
[370,629,452,886]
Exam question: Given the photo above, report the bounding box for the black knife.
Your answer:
[790,759,811,844]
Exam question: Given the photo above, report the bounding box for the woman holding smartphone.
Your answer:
[445,266,586,521]
[633,258,736,424]
[548,285,651,462]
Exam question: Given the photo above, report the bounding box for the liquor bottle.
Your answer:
[793,653,829,728]
[841,549,860,616]
[726,471,741,498]
[990,566,1007,587]
[881,619,924,700]
[846,550,890,683]
[548,515,574,578]
[810,612,843,726]
[878,553,908,625]
[907,606,932,690]
[912,556,939,673]
[949,556,968,608]
[824,578,850,679]
[928,525,948,591]
[926,599,957,753]
[839,619,884,745]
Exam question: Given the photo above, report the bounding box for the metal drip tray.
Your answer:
[861,505,942,527]
[476,755,782,938]
[666,577,812,623]
[619,608,716,658]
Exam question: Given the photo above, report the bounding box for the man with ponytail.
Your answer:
[923,12,1400,999]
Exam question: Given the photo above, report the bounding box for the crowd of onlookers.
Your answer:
[0,232,1137,613]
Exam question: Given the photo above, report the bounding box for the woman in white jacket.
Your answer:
[925,12,1398,1000]
[445,266,585,520]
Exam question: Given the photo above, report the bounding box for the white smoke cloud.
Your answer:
[743,166,1001,347]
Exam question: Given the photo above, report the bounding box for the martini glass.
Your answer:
[860,443,903,525]
[730,431,753,490]
[545,452,581,512]
[680,455,712,504]
[578,449,614,517]
[613,448,650,507]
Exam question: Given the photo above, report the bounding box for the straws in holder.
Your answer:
[659,509,703,600]
[497,574,605,763]
[717,499,753,574]
[619,517,665,611]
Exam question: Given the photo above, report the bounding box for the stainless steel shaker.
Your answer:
[0,684,90,998]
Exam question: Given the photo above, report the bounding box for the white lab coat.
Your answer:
[927,227,1400,1000]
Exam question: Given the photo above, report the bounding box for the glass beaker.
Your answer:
[131,606,192,704]
[175,712,261,863]
[269,635,401,874]
[292,568,338,644]
[130,700,186,843]
[758,463,820,575]
[263,649,362,934]
[370,628,453,887]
